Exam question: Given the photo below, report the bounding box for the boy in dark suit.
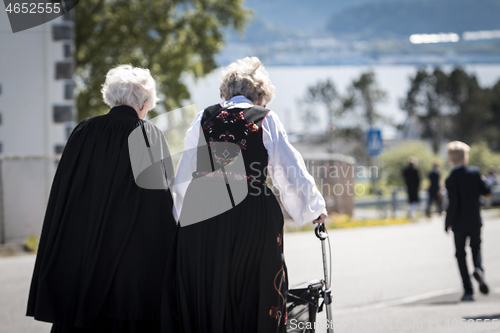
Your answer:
[445,141,490,301]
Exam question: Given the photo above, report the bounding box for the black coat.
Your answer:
[428,170,440,196]
[445,166,490,232]
[403,164,420,203]
[26,105,177,328]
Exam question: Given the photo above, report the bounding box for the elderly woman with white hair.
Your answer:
[27,65,177,333]
[168,57,327,333]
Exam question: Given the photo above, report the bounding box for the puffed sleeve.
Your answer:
[171,110,204,221]
[262,111,326,226]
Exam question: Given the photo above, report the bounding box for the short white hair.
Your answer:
[219,57,275,105]
[101,64,159,111]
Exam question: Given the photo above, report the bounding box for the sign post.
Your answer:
[366,128,383,157]
[366,128,383,199]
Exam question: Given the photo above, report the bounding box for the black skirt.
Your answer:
[171,179,288,333]
[50,317,160,333]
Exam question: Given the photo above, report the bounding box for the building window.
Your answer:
[0,113,2,125]
[52,25,72,41]
[64,82,74,99]
[65,123,74,139]
[56,62,73,79]
[0,142,2,153]
[54,144,65,154]
[63,44,72,58]
[53,106,73,123]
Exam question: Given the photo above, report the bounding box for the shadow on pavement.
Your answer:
[403,292,500,306]
[464,313,500,320]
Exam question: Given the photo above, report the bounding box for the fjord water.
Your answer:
[188,64,500,136]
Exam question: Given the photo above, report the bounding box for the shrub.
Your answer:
[379,141,444,188]
[23,235,39,253]
[468,141,500,175]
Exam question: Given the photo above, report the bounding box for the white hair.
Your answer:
[101,64,159,111]
[219,57,275,105]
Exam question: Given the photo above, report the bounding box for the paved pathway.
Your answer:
[284,210,500,332]
[1,211,499,332]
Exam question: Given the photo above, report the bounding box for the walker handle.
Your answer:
[314,223,328,240]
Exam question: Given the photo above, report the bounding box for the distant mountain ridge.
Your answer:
[242,0,422,32]
[236,0,500,42]
[220,0,500,66]
[326,0,500,40]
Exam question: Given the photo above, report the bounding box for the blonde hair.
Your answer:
[101,64,159,111]
[219,57,275,105]
[447,141,470,165]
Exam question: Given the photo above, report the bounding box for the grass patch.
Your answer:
[285,213,413,232]
[327,213,413,229]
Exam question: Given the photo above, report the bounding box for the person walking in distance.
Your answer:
[426,162,442,217]
[403,156,420,219]
[445,141,490,302]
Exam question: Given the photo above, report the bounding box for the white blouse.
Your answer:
[172,96,326,226]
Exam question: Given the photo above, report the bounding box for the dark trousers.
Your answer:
[426,191,442,216]
[453,228,483,294]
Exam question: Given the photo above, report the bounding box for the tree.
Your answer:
[299,79,343,152]
[488,80,500,150]
[299,72,388,157]
[343,71,388,192]
[400,68,450,154]
[343,71,388,129]
[401,67,496,154]
[446,67,492,145]
[75,0,250,120]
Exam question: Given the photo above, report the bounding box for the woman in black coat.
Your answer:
[27,65,177,332]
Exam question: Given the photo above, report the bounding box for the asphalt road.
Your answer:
[284,210,500,333]
[1,211,499,333]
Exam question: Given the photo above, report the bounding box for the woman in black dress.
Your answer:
[27,65,177,332]
[170,57,327,333]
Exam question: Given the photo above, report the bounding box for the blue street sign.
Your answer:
[366,128,383,156]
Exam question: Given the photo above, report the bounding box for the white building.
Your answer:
[0,9,75,244]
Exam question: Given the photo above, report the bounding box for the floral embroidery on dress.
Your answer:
[204,121,215,134]
[219,131,236,141]
[216,110,244,124]
[269,306,280,319]
[193,170,250,181]
[243,122,259,136]
[213,148,239,166]
[216,110,229,122]
[203,107,264,179]
[237,139,247,150]
[270,265,286,324]
[209,131,240,166]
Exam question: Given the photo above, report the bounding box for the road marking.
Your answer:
[333,287,500,315]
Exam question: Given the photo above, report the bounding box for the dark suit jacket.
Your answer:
[428,170,440,195]
[445,165,490,232]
